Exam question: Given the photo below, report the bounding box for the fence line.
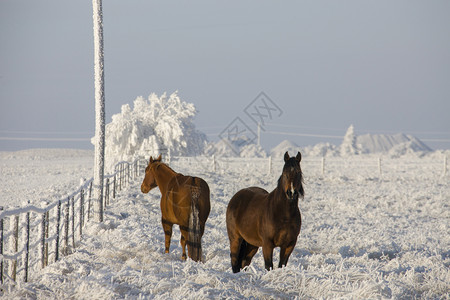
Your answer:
[0,154,447,284]
[0,157,146,285]
[169,154,449,179]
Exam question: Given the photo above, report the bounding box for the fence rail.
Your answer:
[168,154,449,179]
[0,157,146,285]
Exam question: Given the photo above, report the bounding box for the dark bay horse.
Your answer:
[141,155,210,262]
[226,151,304,272]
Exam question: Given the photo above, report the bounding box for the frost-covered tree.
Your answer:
[340,124,359,156]
[97,92,207,171]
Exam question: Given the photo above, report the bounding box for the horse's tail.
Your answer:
[188,185,202,262]
[236,239,248,271]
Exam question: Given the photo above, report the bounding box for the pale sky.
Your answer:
[1,0,449,151]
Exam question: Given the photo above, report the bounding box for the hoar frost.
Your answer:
[97,92,207,171]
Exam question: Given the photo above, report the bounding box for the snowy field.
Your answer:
[0,149,94,209]
[0,149,449,299]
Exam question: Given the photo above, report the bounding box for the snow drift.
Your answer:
[95,92,207,171]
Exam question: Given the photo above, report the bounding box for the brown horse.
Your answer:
[226,151,304,272]
[141,155,210,262]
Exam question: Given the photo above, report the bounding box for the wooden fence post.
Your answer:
[113,174,116,199]
[126,163,129,186]
[321,157,325,177]
[41,212,46,269]
[122,165,125,187]
[138,159,141,177]
[105,178,109,207]
[108,179,110,205]
[103,178,109,208]
[121,164,124,190]
[45,211,49,266]
[10,215,19,281]
[88,181,93,221]
[80,189,84,238]
[0,206,3,284]
[64,199,70,255]
[71,197,75,248]
[119,165,122,191]
[24,210,30,282]
[378,157,382,177]
[55,200,61,262]
[126,163,129,183]
[135,160,138,178]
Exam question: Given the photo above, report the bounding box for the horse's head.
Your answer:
[280,151,304,202]
[141,154,162,193]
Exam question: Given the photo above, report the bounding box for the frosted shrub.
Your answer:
[96,92,207,171]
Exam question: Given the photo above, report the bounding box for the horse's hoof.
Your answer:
[165,250,169,254]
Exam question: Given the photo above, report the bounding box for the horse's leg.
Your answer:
[241,243,259,269]
[262,243,274,271]
[162,219,173,254]
[279,241,296,268]
[229,236,243,273]
[179,228,188,260]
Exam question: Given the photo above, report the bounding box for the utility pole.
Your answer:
[92,0,105,222]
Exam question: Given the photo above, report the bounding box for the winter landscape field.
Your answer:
[0,147,449,299]
[3,0,450,298]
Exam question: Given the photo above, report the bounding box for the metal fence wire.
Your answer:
[0,158,145,284]
[0,154,447,284]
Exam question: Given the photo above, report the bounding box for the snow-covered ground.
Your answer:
[0,149,449,299]
[0,149,94,208]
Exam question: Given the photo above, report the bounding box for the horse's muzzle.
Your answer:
[141,183,150,194]
[141,182,157,194]
[286,189,299,201]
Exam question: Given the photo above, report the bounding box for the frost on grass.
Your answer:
[1,151,449,299]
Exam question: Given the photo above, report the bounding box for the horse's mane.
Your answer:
[155,161,180,176]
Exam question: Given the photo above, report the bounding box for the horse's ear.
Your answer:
[296,151,302,162]
[156,154,162,161]
[149,156,153,164]
[284,151,290,162]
